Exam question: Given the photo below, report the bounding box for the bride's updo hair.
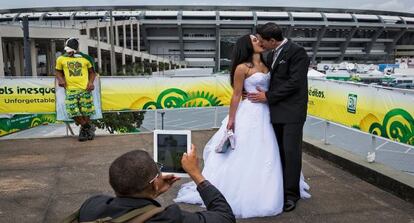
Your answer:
[230,34,254,87]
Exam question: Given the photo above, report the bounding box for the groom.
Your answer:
[248,22,310,212]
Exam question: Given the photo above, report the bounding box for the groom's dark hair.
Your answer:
[256,22,284,41]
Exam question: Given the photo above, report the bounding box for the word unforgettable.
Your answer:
[4,98,55,104]
[0,86,55,95]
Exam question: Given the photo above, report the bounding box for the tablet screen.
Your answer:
[157,134,188,173]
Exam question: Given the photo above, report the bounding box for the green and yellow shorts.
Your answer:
[65,89,95,118]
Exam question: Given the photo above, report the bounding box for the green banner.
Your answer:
[0,114,56,136]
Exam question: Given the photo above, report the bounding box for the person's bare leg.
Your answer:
[74,116,86,125]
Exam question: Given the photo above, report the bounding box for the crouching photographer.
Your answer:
[63,144,235,223]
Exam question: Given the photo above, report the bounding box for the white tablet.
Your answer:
[153,130,191,177]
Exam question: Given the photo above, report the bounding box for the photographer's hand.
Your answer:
[157,174,180,195]
[182,144,205,185]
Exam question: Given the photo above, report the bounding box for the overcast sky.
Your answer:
[1,0,413,14]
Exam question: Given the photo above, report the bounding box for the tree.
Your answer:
[94,111,146,134]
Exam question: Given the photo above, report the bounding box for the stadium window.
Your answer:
[182,16,215,20]
[145,16,177,20]
[357,19,380,23]
[257,17,289,21]
[220,16,252,20]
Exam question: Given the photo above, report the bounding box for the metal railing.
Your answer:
[1,105,412,176]
[304,114,414,175]
[141,107,413,175]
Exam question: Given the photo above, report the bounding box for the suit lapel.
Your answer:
[271,40,292,74]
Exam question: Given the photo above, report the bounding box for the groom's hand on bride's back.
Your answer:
[247,87,267,103]
[242,90,248,100]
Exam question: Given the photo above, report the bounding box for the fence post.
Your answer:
[367,135,377,163]
[214,107,219,128]
[161,111,165,130]
[324,121,330,145]
[154,110,158,130]
[371,135,377,152]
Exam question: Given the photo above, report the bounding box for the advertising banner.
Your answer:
[1,76,413,145]
[308,79,414,145]
[0,76,232,114]
[100,76,231,111]
[0,114,56,136]
[0,78,56,113]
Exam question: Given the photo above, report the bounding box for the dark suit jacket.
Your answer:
[265,40,310,123]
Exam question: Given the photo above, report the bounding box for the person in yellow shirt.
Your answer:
[56,38,97,141]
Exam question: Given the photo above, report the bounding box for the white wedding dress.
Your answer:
[175,72,310,218]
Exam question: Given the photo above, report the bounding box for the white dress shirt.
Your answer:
[271,38,288,69]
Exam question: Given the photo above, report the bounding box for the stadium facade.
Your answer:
[0,6,414,76]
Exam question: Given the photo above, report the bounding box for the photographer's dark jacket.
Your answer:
[78,180,236,223]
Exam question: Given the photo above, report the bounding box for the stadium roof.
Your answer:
[0,2,414,17]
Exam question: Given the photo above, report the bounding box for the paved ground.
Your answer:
[0,131,413,223]
[3,107,413,175]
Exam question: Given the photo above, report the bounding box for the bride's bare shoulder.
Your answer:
[235,63,250,73]
[242,63,254,68]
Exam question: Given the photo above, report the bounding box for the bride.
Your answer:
[175,34,310,218]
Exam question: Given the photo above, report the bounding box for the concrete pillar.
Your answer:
[30,40,38,76]
[122,53,126,73]
[137,23,140,52]
[215,26,220,72]
[78,37,88,53]
[0,37,4,77]
[14,42,22,76]
[46,44,51,76]
[115,24,119,46]
[312,26,327,65]
[123,23,127,49]
[178,25,184,61]
[19,44,24,76]
[97,26,102,72]
[338,27,357,62]
[50,40,56,75]
[7,42,13,75]
[86,26,90,38]
[132,55,136,63]
[102,57,107,74]
[366,28,385,55]
[214,12,220,72]
[140,25,149,53]
[131,23,135,50]
[106,25,110,44]
[386,29,407,62]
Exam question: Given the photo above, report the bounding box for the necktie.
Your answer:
[271,48,281,69]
